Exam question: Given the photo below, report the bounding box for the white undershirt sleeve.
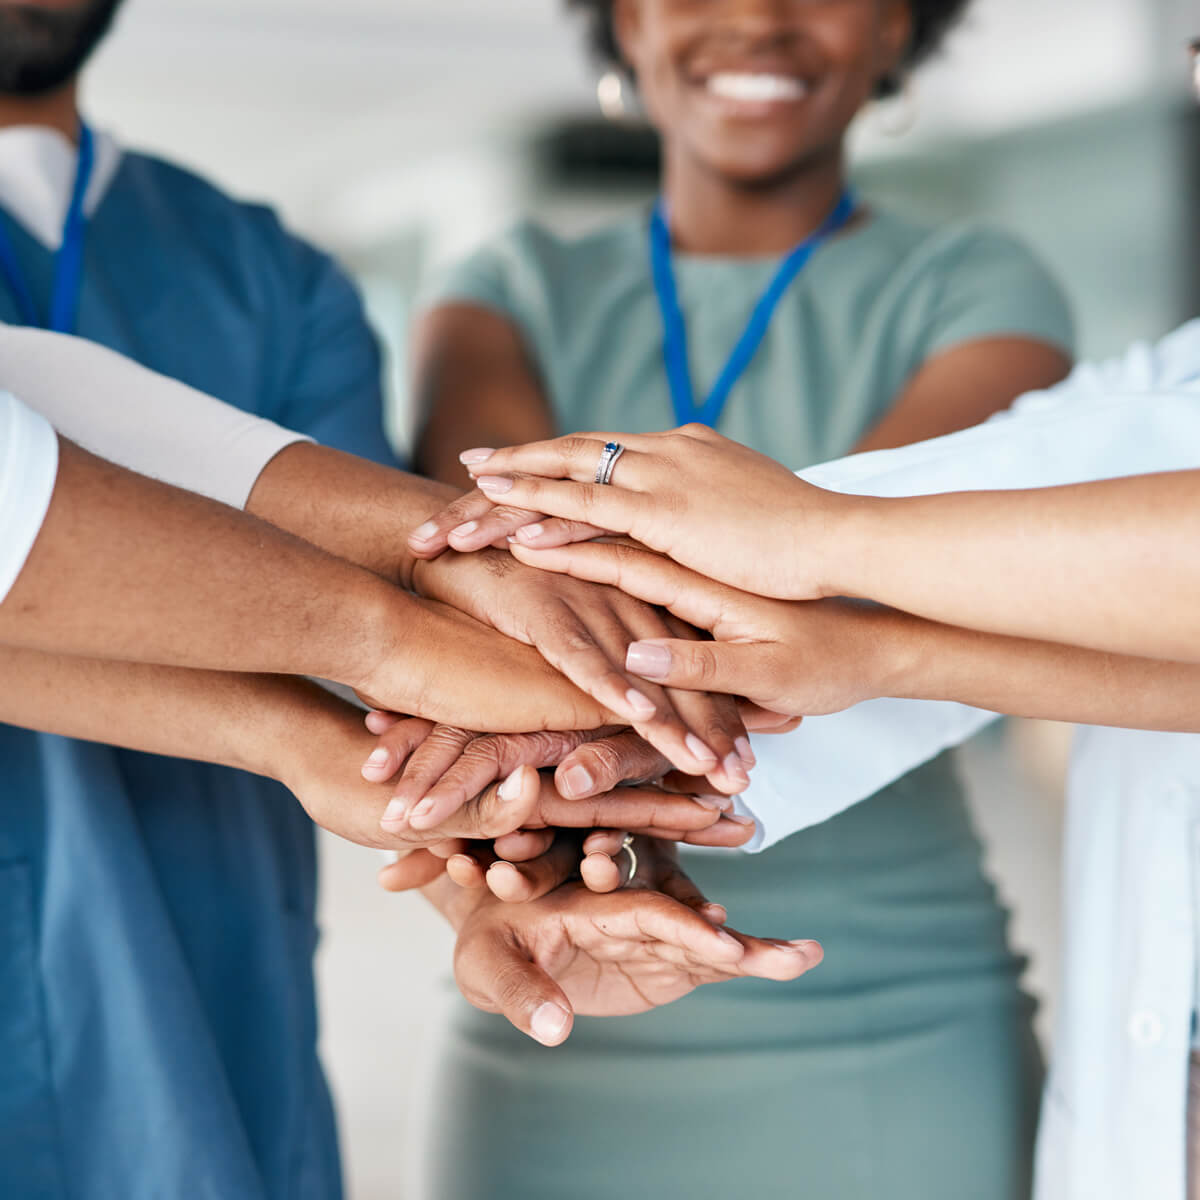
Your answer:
[0,391,59,603]
[737,328,1200,851]
[0,325,310,509]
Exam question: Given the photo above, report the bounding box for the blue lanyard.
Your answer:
[0,121,95,334]
[649,187,856,429]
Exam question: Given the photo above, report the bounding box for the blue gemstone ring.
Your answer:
[594,441,626,486]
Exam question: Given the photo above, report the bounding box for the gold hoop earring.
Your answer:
[597,70,630,120]
[874,74,918,137]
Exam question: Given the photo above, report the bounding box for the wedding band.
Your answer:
[594,441,625,486]
[620,835,638,886]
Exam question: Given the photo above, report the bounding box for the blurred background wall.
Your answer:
[80,2,1200,1196]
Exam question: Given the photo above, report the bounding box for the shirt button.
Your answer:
[1129,1010,1165,1047]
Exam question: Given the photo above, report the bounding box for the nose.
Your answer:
[705,0,805,45]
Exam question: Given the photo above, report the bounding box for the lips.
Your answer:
[704,72,809,103]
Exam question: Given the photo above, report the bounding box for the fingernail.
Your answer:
[702,902,728,923]
[451,521,478,537]
[625,689,658,720]
[722,752,750,788]
[381,798,408,826]
[716,929,741,949]
[723,812,756,827]
[735,736,756,768]
[476,475,513,495]
[410,521,438,543]
[560,765,596,798]
[531,1002,570,1045]
[459,448,495,465]
[516,523,545,542]
[694,794,732,812]
[498,769,522,801]
[410,797,435,822]
[361,748,391,779]
[625,642,671,680]
[487,861,519,881]
[684,734,718,766]
[780,940,822,957]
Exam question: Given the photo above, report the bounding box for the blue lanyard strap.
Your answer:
[0,120,95,334]
[650,187,856,430]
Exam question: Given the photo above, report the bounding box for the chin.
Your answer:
[700,142,839,191]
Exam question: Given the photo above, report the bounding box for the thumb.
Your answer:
[376,850,447,892]
[625,638,775,701]
[455,931,575,1047]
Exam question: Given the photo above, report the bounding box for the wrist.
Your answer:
[327,575,420,701]
[780,477,868,600]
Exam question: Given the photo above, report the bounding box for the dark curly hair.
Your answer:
[564,0,971,96]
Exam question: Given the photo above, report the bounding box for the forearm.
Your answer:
[412,304,556,487]
[0,644,364,781]
[826,472,1200,662]
[245,442,461,589]
[888,608,1200,730]
[1,439,405,692]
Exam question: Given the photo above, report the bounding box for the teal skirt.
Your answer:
[425,752,1041,1200]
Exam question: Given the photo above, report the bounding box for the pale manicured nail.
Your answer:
[476,475,513,495]
[560,765,596,798]
[487,861,519,881]
[736,736,756,768]
[459,448,495,465]
[516,523,545,541]
[361,748,391,779]
[702,903,728,921]
[410,797,435,821]
[684,734,718,766]
[625,689,658,720]
[724,812,756,827]
[381,798,407,825]
[625,641,671,680]
[716,929,742,949]
[694,794,731,812]
[410,521,438,543]
[498,769,523,801]
[723,752,750,787]
[530,1002,570,1045]
[780,940,821,955]
[451,521,478,538]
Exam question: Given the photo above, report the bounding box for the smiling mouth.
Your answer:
[704,72,809,104]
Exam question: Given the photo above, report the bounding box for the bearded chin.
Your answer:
[0,0,125,96]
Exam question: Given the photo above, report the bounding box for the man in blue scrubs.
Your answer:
[0,3,397,1196]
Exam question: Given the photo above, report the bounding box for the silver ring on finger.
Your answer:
[619,834,638,887]
[594,441,626,486]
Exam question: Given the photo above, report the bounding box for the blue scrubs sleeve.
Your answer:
[277,244,399,468]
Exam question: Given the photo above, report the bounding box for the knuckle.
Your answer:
[460,739,506,770]
[429,725,473,749]
[577,739,626,785]
[491,960,535,1012]
[559,435,595,460]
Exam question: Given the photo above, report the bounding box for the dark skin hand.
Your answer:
[426,839,823,1046]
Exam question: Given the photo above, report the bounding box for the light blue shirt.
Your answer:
[739,320,1200,1200]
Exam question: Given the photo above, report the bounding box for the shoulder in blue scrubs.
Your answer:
[0,134,394,1200]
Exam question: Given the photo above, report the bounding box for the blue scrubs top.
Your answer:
[0,151,396,1200]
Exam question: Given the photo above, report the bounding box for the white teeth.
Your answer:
[706,72,807,103]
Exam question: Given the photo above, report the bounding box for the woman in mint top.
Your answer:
[413,2,1074,1197]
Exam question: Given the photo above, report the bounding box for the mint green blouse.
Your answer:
[420,208,1073,465]
[416,207,1074,1200]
